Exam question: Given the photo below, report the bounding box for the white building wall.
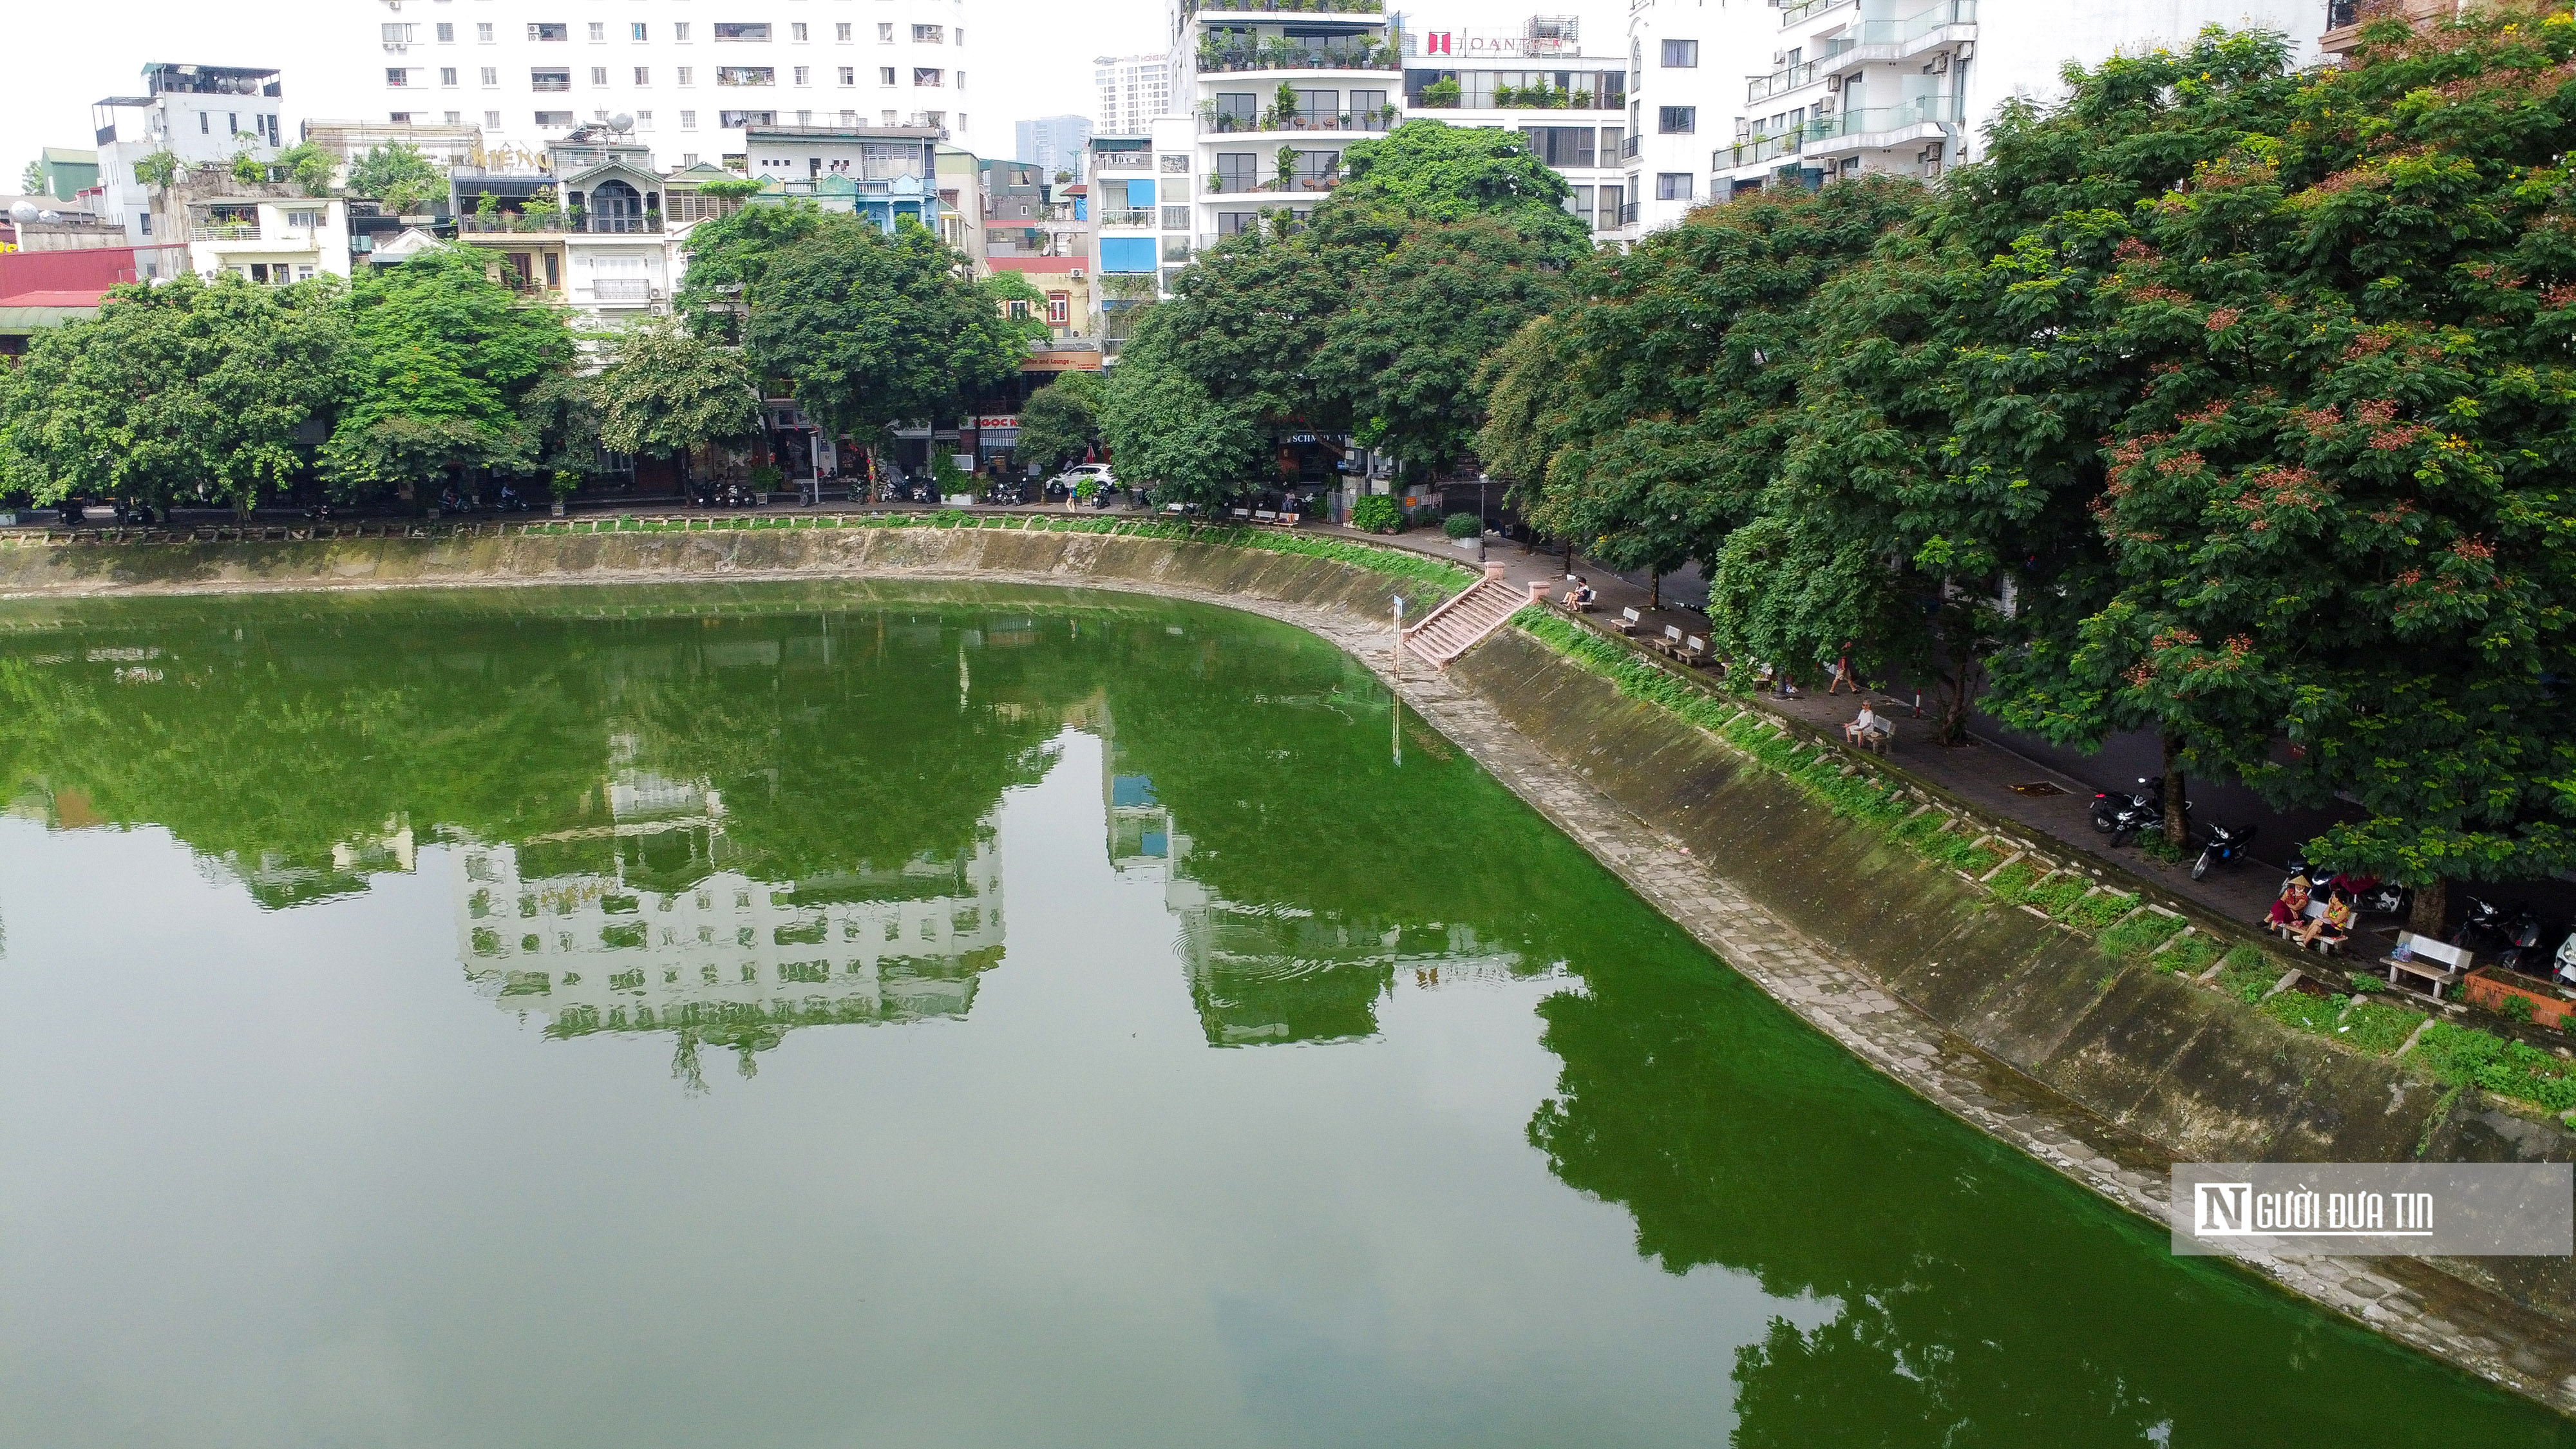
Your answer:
[360,0,982,167]
[1094,53,1175,135]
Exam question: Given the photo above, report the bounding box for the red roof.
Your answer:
[0,246,151,310]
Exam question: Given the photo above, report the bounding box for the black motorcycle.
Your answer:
[2091,777,2180,848]
[2452,895,2523,956]
[2191,821,2257,880]
[2282,851,2413,919]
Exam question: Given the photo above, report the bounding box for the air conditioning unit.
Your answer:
[1070,267,1085,279]
[1772,50,1788,65]
[1824,74,1840,91]
[1927,53,1950,73]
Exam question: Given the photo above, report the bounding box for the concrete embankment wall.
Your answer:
[6,526,2574,1373]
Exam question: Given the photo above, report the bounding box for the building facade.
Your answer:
[1094,53,1175,135]
[1400,16,1629,240]
[360,0,980,170]
[1014,113,1094,181]
[93,64,287,245]
[1618,0,2329,240]
[1168,0,1401,250]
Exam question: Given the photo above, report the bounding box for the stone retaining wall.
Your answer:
[4,527,2573,1410]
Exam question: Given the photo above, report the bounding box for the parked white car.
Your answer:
[1052,463,1116,492]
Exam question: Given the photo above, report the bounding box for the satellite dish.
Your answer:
[8,202,38,224]
[610,113,634,133]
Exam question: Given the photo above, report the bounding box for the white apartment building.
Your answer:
[92,64,287,245]
[364,0,980,169]
[1620,0,2326,239]
[1094,53,1175,135]
[1168,0,1401,244]
[1400,17,1630,239]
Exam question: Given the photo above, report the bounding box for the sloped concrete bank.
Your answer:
[3,526,2573,1410]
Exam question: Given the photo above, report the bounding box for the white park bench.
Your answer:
[2383,930,2470,998]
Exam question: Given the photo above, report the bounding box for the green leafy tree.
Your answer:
[741,216,1026,442]
[17,158,39,194]
[1014,372,1105,476]
[131,151,180,190]
[270,142,338,197]
[1099,308,1265,507]
[1334,120,1588,256]
[343,142,445,214]
[673,197,829,342]
[1314,214,1571,482]
[980,269,1055,347]
[0,272,348,516]
[592,317,762,478]
[2005,8,2576,922]
[321,245,574,502]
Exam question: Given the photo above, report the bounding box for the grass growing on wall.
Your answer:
[2099,911,2186,962]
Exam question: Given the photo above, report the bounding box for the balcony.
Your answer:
[1094,151,1153,170]
[1817,0,1976,62]
[1747,61,1816,104]
[1729,96,1951,167]
[195,222,261,241]
[1621,134,1642,159]
[1779,0,1852,23]
[1618,200,1640,225]
[1097,207,1155,227]
[1196,43,1397,75]
[590,278,652,301]
[1188,0,1381,12]
[1208,173,1341,194]
[1198,106,1396,134]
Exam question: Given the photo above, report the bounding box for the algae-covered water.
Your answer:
[0,585,2564,1448]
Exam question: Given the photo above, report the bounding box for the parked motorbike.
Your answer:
[2552,931,2576,989]
[2282,850,2414,918]
[2452,894,2526,957]
[2499,911,2557,978]
[2190,821,2257,880]
[2091,777,2181,848]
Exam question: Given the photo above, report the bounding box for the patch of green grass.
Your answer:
[2215,943,2282,1004]
[2156,933,2220,976]
[2099,910,2184,962]
[2025,873,2093,918]
[2341,999,2423,1056]
[2412,1021,2576,1113]
[2064,890,2137,931]
[1985,860,2040,904]
[2259,989,2345,1037]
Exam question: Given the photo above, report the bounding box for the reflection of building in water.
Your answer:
[207,816,417,909]
[451,768,1007,1082]
[1104,768,1519,1048]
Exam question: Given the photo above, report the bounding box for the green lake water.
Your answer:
[0,584,2566,1448]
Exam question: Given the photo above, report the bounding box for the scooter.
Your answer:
[2282,851,2414,919]
[2497,909,2555,978]
[2090,777,2162,834]
[2452,895,2524,956]
[2552,931,2576,989]
[2191,821,2257,880]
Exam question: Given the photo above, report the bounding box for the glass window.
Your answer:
[714,23,772,41]
[1655,172,1691,200]
[531,69,571,91]
[717,67,777,86]
[1658,106,1694,134]
[719,109,777,128]
[680,110,697,128]
[1214,92,1258,124]
[791,22,809,41]
[481,68,498,86]
[794,66,811,85]
[879,68,895,86]
[1660,39,1698,67]
[878,23,894,42]
[591,67,609,86]
[913,24,945,43]
[838,66,855,86]
[914,68,943,87]
[588,22,604,41]
[631,23,647,41]
[837,23,852,41]
[1563,185,1592,221]
[477,23,494,41]
[677,66,694,86]
[1521,126,1594,167]
[1161,205,1191,231]
[440,67,459,86]
[674,23,690,42]
[536,110,574,126]
[386,68,410,87]
[635,67,650,85]
[435,23,454,42]
[529,22,567,42]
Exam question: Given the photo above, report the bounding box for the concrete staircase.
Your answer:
[1404,564,1545,668]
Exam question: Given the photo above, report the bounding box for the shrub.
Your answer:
[1350,495,1401,533]
[748,463,784,492]
[2341,999,2421,1056]
[2157,934,2220,976]
[2413,1021,2576,1113]
[1442,511,1482,539]
[2099,910,2183,963]
[2499,994,2537,1025]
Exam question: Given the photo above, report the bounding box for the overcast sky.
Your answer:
[1,0,1626,187]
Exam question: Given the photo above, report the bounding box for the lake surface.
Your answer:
[0,585,2564,1448]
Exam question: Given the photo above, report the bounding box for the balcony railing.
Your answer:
[1727,97,1951,167]
[1819,0,1976,50]
[1779,0,1851,24]
[457,213,669,234]
[1097,207,1155,227]
[1725,131,1806,168]
[1618,200,1640,224]
[1747,61,1816,104]
[194,222,261,240]
[1208,173,1340,194]
[1196,44,1397,74]
[1094,151,1153,170]
[1621,134,1642,159]
[1198,106,1396,133]
[591,278,652,301]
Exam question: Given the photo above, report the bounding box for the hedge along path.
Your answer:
[1510,608,2576,1118]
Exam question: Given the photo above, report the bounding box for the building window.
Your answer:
[481,66,498,86]
[882,109,898,124]
[635,66,650,85]
[719,110,777,128]
[1660,39,1698,67]
[791,22,808,41]
[838,66,855,86]
[793,66,811,86]
[529,23,567,42]
[1520,125,1594,167]
[486,109,502,127]
[386,68,410,88]
[878,23,894,42]
[636,110,653,128]
[632,23,647,41]
[1655,172,1691,200]
[717,67,775,86]
[681,110,697,129]
[1046,292,1070,327]
[1160,205,1190,231]
[1597,183,1622,231]
[384,21,416,43]
[913,23,945,43]
[674,23,690,42]
[1564,185,1592,223]
[588,22,605,41]
[836,23,852,41]
[878,67,895,86]
[287,209,322,228]
[440,67,459,86]
[839,109,857,124]
[536,111,574,127]
[914,68,943,87]
[435,23,455,42]
[591,67,610,86]
[533,69,572,91]
[677,67,694,86]
[714,23,771,41]
[1658,106,1694,133]
[444,110,462,125]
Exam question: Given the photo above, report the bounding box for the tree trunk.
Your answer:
[1649,571,1662,610]
[2161,730,2188,851]
[2410,877,2448,938]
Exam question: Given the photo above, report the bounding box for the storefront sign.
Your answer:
[973,415,1019,430]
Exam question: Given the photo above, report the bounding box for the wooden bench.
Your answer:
[1676,635,1712,668]
[2385,930,2471,998]
[1615,607,1642,637]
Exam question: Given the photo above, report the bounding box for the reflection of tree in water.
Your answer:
[1526,920,2549,1448]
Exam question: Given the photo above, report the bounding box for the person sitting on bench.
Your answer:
[2293,891,2353,950]
[1566,578,1596,611]
[2266,875,2312,931]
[1844,706,1880,745]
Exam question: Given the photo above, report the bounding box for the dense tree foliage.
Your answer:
[321,245,576,500]
[0,273,348,515]
[591,317,762,470]
[343,142,446,213]
[1012,371,1104,476]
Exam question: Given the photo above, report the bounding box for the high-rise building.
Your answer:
[1015,114,1094,180]
[1616,0,2329,241]
[1093,53,1173,135]
[357,0,979,167]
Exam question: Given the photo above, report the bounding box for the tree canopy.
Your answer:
[592,317,763,465]
[344,142,446,214]
[1013,371,1104,476]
